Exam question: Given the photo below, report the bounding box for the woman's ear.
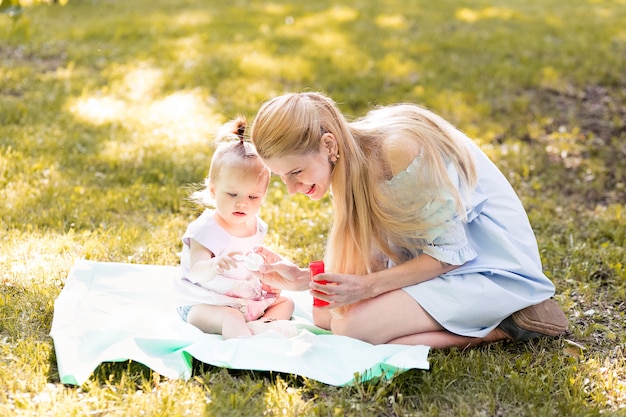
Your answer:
[321,133,338,155]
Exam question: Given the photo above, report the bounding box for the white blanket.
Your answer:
[50,260,429,386]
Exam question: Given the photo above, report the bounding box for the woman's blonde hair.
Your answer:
[251,93,476,276]
[192,116,270,207]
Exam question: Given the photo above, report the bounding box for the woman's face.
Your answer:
[264,150,333,201]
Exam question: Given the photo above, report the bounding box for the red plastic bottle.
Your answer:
[309,260,329,307]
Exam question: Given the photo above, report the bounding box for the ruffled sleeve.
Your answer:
[424,163,481,265]
[422,219,477,265]
[386,157,483,266]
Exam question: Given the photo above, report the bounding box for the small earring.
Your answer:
[330,153,340,165]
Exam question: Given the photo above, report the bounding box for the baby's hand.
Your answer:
[190,249,243,283]
[261,281,281,297]
[213,251,242,274]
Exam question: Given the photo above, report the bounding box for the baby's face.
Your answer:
[211,168,268,227]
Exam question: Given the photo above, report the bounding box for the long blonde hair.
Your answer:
[251,93,477,276]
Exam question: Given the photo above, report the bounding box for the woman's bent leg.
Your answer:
[330,289,443,344]
[330,289,509,348]
[389,328,509,349]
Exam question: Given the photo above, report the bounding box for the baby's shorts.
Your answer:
[177,305,193,322]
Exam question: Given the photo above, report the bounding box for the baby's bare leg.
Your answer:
[187,304,251,339]
[247,297,297,337]
[262,296,294,321]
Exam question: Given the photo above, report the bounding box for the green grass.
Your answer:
[1,0,625,415]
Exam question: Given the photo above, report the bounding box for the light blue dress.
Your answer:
[390,135,555,338]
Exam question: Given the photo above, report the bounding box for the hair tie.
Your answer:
[236,118,246,145]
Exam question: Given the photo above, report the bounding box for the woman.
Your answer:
[250,92,568,348]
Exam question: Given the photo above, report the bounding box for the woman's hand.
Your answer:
[310,272,375,309]
[252,246,310,291]
[309,254,461,308]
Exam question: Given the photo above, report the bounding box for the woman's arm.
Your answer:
[253,246,310,291]
[310,253,460,308]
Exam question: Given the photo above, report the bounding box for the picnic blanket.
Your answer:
[50,260,430,386]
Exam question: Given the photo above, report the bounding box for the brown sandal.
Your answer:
[498,299,569,341]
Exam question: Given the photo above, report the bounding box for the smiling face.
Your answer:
[251,93,343,200]
[209,165,268,235]
[264,149,334,200]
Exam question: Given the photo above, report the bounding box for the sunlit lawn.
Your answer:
[1,0,625,415]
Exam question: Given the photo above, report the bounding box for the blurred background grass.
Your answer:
[1,0,625,415]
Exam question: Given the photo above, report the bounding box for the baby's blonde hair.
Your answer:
[251,93,477,276]
[193,116,270,207]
